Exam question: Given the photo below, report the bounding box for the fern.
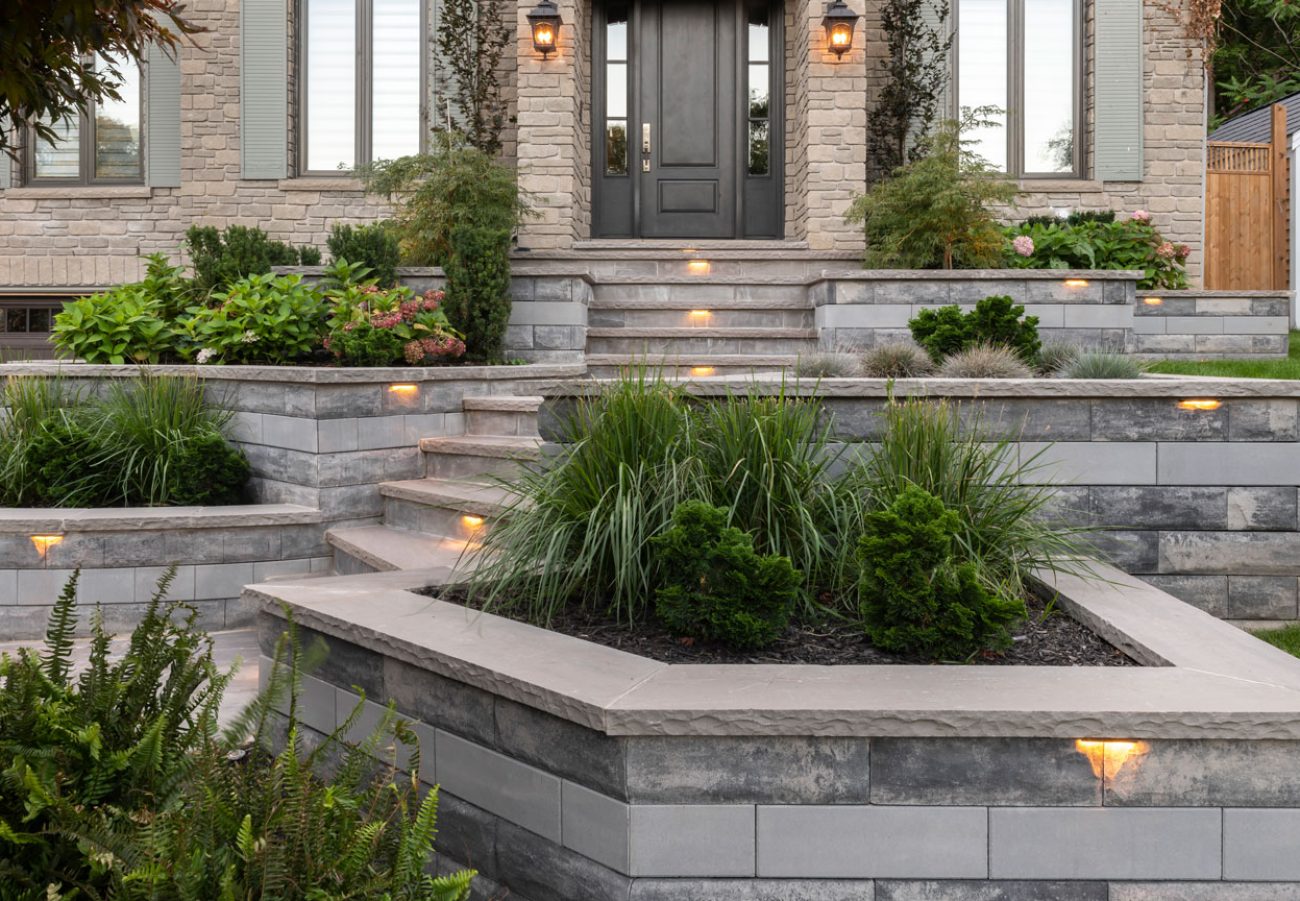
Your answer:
[39,570,80,684]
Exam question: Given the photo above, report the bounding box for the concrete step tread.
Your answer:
[462,394,545,412]
[589,297,812,311]
[327,525,474,573]
[592,274,815,286]
[419,434,544,458]
[380,478,523,515]
[586,353,799,366]
[588,327,817,339]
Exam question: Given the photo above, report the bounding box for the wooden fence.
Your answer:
[1204,104,1290,290]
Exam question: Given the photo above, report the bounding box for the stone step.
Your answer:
[585,353,798,379]
[589,296,812,310]
[326,525,477,575]
[419,435,545,480]
[590,306,814,329]
[591,280,811,305]
[462,394,544,437]
[586,327,818,356]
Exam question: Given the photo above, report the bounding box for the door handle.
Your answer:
[642,123,651,155]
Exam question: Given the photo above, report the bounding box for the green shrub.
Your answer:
[185,224,320,297]
[166,432,252,505]
[52,285,180,364]
[794,351,860,378]
[328,222,401,288]
[0,377,76,506]
[181,272,328,364]
[443,225,513,362]
[24,414,107,506]
[938,343,1034,379]
[859,342,935,378]
[1003,214,1190,290]
[1022,210,1116,228]
[857,484,1024,659]
[324,260,465,366]
[652,501,801,649]
[855,397,1093,598]
[909,295,1041,363]
[846,111,1018,269]
[1063,351,1146,380]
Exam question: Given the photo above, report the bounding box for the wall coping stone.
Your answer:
[274,265,597,281]
[250,560,1300,740]
[0,361,586,385]
[0,503,321,533]
[818,269,1144,282]
[1155,290,1293,299]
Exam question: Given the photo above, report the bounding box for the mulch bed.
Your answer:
[430,588,1136,667]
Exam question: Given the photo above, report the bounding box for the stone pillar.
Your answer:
[796,0,868,252]
[514,0,588,250]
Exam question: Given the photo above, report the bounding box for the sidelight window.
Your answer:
[956,0,1081,177]
[746,8,771,176]
[605,6,630,175]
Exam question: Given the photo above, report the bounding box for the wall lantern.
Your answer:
[528,0,562,57]
[822,0,859,58]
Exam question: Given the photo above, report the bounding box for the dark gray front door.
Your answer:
[593,0,782,239]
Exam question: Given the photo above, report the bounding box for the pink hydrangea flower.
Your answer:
[404,340,424,364]
[1156,242,1176,259]
[1175,244,1191,260]
[1131,210,1151,223]
[1012,235,1035,257]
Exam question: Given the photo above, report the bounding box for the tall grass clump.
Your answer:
[794,351,859,378]
[1063,352,1145,380]
[1036,341,1081,376]
[854,397,1094,598]
[938,344,1033,379]
[0,376,77,505]
[859,342,935,378]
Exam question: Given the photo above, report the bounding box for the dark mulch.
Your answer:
[429,588,1136,667]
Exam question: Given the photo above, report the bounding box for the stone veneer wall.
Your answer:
[1134,290,1293,358]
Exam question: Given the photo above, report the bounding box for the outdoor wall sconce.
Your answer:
[1177,398,1222,412]
[30,534,64,558]
[528,0,561,57]
[822,0,859,58]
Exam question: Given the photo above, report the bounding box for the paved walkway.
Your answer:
[0,628,261,727]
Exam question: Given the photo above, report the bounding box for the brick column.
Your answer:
[796,0,868,252]
[515,0,588,250]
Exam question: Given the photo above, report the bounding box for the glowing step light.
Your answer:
[1177,398,1222,412]
[30,534,64,557]
[686,259,712,275]
[689,366,717,377]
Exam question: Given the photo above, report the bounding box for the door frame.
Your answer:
[591,0,785,239]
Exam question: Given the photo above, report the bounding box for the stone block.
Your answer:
[0,569,18,606]
[1090,399,1227,441]
[355,415,408,451]
[193,562,255,600]
[76,567,137,606]
[1106,740,1300,807]
[1229,576,1299,619]
[132,564,196,603]
[317,417,360,453]
[1088,486,1226,530]
[757,806,987,879]
[507,301,587,326]
[436,729,562,843]
[960,399,1092,442]
[1160,531,1300,576]
[876,881,1108,901]
[164,529,227,565]
[314,384,385,418]
[1228,400,1300,442]
[1087,530,1160,572]
[302,625,385,696]
[632,880,877,900]
[873,281,948,304]
[534,325,585,350]
[495,818,632,901]
[988,808,1221,879]
[40,533,104,568]
[1062,305,1132,328]
[251,559,313,582]
[818,303,912,328]
[1110,884,1300,900]
[1221,316,1290,335]
[625,735,870,804]
[1158,443,1300,486]
[1224,808,1300,880]
[1160,315,1223,334]
[1140,575,1228,616]
[561,780,629,872]
[383,657,495,747]
[261,413,319,452]
[221,527,282,562]
[870,738,1100,806]
[1227,487,1299,531]
[1019,442,1156,485]
[495,697,627,798]
[434,792,499,878]
[630,805,755,877]
[17,568,76,605]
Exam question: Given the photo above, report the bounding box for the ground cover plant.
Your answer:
[1003,211,1190,290]
[0,374,249,507]
[0,571,474,900]
[1146,330,1300,379]
[468,376,1095,660]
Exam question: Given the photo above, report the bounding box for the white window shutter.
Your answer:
[146,42,182,187]
[1094,0,1143,181]
[241,0,289,179]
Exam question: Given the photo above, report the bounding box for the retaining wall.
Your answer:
[1132,290,1293,358]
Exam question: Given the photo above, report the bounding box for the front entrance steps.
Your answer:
[325,396,542,576]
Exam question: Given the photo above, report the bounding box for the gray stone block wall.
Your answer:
[258,617,1300,899]
[1133,291,1292,358]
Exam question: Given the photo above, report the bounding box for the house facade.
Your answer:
[0,0,1205,348]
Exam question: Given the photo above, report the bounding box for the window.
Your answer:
[302,0,423,173]
[28,55,142,185]
[746,8,771,176]
[956,0,1080,177]
[604,6,629,176]
[0,297,64,360]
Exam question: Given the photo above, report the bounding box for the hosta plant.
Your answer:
[181,272,328,365]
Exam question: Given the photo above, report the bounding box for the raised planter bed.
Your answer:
[252,562,1300,897]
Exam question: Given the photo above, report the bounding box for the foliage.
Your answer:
[794,351,860,378]
[1062,351,1146,380]
[847,111,1018,269]
[181,272,328,365]
[909,295,1041,363]
[1002,215,1190,290]
[652,501,801,649]
[854,397,1094,599]
[859,342,936,378]
[1036,341,1081,375]
[469,376,865,622]
[0,375,249,507]
[435,0,513,155]
[857,484,1024,659]
[443,225,513,363]
[328,222,402,288]
[0,0,200,159]
[1210,0,1297,124]
[52,284,180,365]
[185,225,321,298]
[1147,330,1300,379]
[0,569,230,896]
[362,135,529,267]
[324,261,465,366]
[867,0,953,181]
[938,343,1034,378]
[1021,211,1116,229]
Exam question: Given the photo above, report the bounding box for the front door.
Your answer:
[593,0,782,239]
